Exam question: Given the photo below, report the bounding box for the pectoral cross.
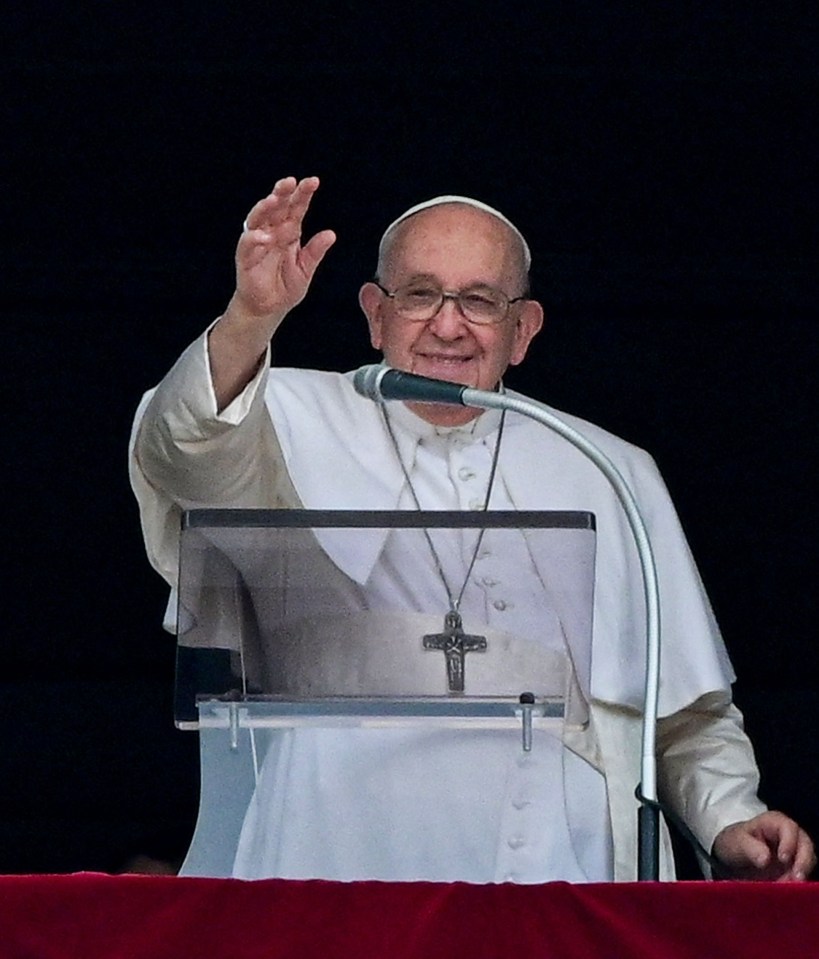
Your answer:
[423,610,487,693]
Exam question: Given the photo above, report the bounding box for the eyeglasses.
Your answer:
[374,281,526,326]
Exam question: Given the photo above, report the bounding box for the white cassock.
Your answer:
[130,330,767,882]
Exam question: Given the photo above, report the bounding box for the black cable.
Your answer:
[635,785,733,880]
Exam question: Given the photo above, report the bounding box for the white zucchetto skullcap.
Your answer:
[379,195,532,271]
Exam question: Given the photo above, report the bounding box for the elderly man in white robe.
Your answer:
[131,175,814,883]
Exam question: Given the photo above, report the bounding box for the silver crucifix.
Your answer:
[423,610,487,693]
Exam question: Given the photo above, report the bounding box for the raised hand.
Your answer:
[210,176,336,409]
[234,176,336,323]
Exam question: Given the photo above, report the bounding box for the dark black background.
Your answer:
[2,3,817,875]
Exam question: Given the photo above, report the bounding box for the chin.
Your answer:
[407,400,482,427]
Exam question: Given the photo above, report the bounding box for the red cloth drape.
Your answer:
[0,874,816,959]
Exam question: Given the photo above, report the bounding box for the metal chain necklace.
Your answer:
[380,403,507,691]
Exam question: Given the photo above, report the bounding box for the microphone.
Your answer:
[353,364,468,406]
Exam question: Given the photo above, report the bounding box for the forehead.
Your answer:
[383,204,522,283]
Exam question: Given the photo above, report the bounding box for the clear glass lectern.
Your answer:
[176,509,596,878]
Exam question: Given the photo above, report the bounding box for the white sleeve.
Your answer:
[128,327,296,586]
[656,691,767,860]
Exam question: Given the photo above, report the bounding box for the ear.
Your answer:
[509,299,544,366]
[359,282,384,350]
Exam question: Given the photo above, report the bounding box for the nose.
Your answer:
[427,295,469,340]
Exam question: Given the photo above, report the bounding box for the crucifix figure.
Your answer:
[423,610,488,693]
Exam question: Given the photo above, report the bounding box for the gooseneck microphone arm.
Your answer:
[353,364,662,881]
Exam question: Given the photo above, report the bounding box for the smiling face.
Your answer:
[359,203,544,426]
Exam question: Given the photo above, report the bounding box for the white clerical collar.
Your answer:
[385,396,505,444]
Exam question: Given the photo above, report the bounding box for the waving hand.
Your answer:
[210,176,336,408]
[234,176,336,320]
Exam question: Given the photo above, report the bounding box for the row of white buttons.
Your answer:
[501,784,535,879]
[450,448,516,610]
[477,564,512,612]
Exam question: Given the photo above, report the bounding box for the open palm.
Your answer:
[235,176,336,319]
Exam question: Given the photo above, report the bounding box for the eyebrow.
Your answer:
[392,273,441,284]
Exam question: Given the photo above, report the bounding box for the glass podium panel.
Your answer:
[176,509,596,725]
[175,509,597,877]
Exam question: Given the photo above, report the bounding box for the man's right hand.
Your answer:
[232,176,336,325]
[210,176,336,409]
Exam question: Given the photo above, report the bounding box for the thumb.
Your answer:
[300,229,337,278]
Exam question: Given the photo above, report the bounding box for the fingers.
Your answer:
[785,827,816,881]
[749,811,814,879]
[760,813,800,868]
[230,177,335,321]
[714,812,816,882]
[237,177,330,279]
[243,176,321,236]
[729,826,772,871]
